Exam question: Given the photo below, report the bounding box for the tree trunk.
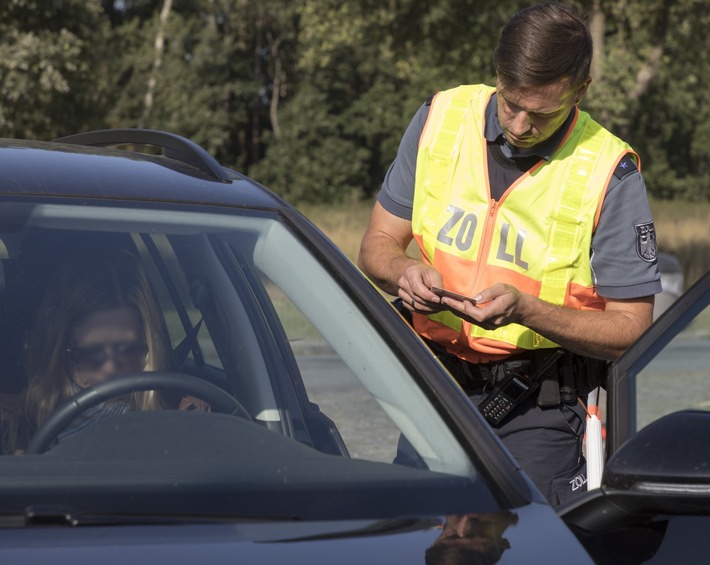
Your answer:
[627,0,673,101]
[268,35,283,140]
[588,0,605,84]
[139,0,173,128]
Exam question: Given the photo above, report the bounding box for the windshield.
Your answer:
[0,199,496,522]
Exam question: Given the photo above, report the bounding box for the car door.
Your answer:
[563,271,710,563]
[606,269,710,454]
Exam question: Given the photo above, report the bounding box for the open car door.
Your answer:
[560,270,710,563]
[606,269,710,454]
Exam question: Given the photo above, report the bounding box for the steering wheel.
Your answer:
[26,372,252,454]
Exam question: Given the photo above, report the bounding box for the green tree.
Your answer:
[579,0,709,201]
[0,0,706,204]
[252,0,407,202]
[105,0,297,170]
[0,1,112,139]
[252,0,531,203]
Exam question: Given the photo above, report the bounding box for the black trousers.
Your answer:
[472,389,586,505]
[395,389,587,506]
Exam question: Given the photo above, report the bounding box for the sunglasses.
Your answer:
[66,340,149,371]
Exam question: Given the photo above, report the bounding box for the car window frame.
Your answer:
[606,269,710,455]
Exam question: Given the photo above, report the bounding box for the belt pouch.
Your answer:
[534,350,563,408]
[536,373,562,407]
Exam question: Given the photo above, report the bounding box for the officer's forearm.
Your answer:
[358,234,418,296]
[517,294,654,360]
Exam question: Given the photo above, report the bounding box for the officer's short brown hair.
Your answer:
[493,2,593,91]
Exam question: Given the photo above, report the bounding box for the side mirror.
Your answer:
[602,409,710,513]
[559,410,710,533]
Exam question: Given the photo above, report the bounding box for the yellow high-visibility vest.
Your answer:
[412,85,639,363]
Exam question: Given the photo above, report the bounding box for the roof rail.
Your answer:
[53,129,232,183]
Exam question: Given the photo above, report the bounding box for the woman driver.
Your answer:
[4,249,202,453]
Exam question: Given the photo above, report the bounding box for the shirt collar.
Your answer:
[484,93,576,161]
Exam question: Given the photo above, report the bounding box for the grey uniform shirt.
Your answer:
[377,93,662,299]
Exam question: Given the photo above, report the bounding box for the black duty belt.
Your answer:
[425,338,539,393]
[426,338,607,407]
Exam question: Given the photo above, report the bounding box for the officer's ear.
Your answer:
[574,77,592,105]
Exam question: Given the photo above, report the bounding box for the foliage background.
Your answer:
[2,0,708,202]
[1,0,708,281]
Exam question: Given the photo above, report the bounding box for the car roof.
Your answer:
[0,132,283,210]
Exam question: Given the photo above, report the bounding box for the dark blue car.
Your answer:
[0,130,708,563]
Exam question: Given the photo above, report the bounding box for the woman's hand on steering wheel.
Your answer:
[179,395,211,412]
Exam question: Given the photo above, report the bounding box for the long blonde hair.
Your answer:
[11,249,169,450]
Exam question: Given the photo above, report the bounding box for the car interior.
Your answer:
[0,204,344,452]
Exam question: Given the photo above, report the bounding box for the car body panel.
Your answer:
[0,502,592,564]
[0,139,274,208]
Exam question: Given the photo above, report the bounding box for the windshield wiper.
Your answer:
[0,505,81,527]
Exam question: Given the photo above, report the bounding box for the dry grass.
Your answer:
[297,199,376,263]
[650,198,710,289]
[299,197,710,291]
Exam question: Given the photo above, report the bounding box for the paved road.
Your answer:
[297,355,401,463]
[298,336,710,461]
[636,336,710,428]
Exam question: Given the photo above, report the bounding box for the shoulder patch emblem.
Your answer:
[635,222,658,262]
[614,155,638,180]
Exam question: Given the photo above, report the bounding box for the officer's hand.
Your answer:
[440,283,524,329]
[397,263,445,313]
